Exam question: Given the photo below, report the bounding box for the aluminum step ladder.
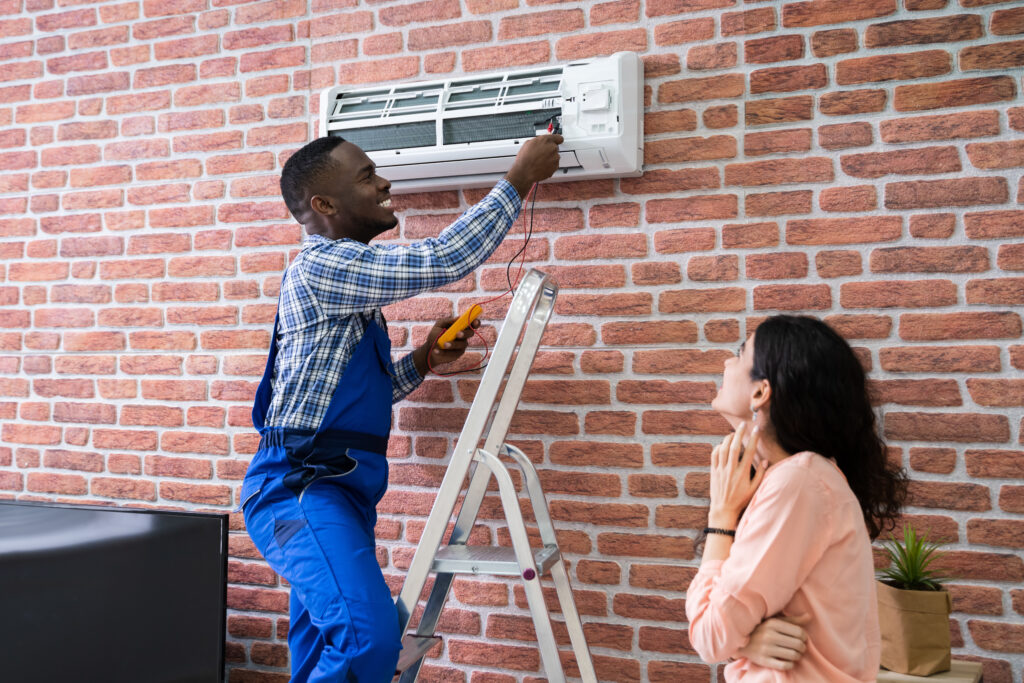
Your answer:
[393,269,597,683]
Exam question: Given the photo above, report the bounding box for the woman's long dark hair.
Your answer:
[751,315,907,539]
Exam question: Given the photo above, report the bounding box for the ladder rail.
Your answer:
[395,270,555,631]
[475,447,565,683]
[394,269,594,683]
[502,443,598,683]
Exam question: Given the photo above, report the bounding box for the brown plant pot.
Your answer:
[877,579,952,676]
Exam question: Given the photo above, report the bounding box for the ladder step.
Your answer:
[395,634,441,674]
[431,544,561,576]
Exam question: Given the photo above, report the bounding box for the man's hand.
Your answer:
[504,134,564,198]
[412,315,480,376]
[737,613,811,671]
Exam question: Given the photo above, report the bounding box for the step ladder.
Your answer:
[393,269,597,683]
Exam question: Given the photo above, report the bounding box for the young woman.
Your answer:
[686,315,907,681]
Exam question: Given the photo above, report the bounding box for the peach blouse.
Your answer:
[685,451,880,682]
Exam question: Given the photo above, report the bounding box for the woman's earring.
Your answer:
[750,406,758,420]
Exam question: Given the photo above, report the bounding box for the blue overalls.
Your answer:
[239,316,401,682]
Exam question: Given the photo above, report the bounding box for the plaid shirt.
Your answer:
[263,179,523,431]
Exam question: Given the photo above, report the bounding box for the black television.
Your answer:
[0,500,228,683]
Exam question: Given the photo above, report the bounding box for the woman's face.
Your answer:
[712,332,758,428]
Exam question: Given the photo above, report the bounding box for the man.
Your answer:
[238,132,564,682]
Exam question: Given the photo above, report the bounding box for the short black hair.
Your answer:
[280,136,346,220]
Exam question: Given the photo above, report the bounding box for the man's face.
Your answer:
[314,141,396,242]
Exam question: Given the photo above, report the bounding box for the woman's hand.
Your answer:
[412,316,479,376]
[708,421,766,528]
[738,613,811,670]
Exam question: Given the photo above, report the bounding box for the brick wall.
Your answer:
[1,0,1022,681]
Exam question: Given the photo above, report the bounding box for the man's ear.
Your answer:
[751,379,771,412]
[310,194,335,216]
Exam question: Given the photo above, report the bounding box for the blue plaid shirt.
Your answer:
[263,179,523,431]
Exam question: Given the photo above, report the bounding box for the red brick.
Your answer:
[999,243,1024,271]
[886,412,1009,443]
[871,246,988,273]
[644,135,736,164]
[725,157,832,186]
[909,447,957,475]
[811,28,858,57]
[448,640,538,672]
[934,551,1024,583]
[905,214,954,240]
[966,620,1024,654]
[966,277,1024,306]
[745,252,808,279]
[966,449,1024,479]
[617,380,715,405]
[744,128,812,156]
[722,222,779,248]
[869,379,962,407]
[753,283,830,310]
[966,139,1024,170]
[786,216,901,245]
[882,346,1001,375]
[687,254,738,281]
[703,104,738,129]
[900,312,1021,341]
[688,42,737,71]
[895,76,1016,112]
[745,34,803,64]
[498,9,583,39]
[379,0,459,26]
[966,379,1024,407]
[885,177,1008,209]
[28,472,86,495]
[991,6,1024,35]
[653,17,715,46]
[961,38,1024,71]
[821,91,891,120]
[463,41,549,72]
[782,0,896,28]
[597,532,693,560]
[722,7,776,36]
[868,15,984,49]
[659,74,744,103]
[745,94,814,125]
[965,211,1024,239]
[839,50,952,87]
[647,194,738,224]
[843,146,961,179]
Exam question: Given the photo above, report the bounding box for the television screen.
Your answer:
[0,500,227,683]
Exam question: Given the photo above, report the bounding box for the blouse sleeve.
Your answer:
[685,461,832,663]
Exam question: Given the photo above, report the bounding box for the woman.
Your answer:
[686,315,907,680]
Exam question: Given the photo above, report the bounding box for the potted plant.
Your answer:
[876,524,953,676]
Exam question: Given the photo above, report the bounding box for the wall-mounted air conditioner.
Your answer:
[320,51,643,194]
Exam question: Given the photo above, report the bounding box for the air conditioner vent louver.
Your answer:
[443,108,561,146]
[343,122,436,153]
[322,52,643,193]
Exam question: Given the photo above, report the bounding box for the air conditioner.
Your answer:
[320,51,643,194]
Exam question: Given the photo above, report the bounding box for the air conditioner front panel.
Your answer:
[322,52,643,194]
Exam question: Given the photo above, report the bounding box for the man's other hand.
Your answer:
[412,315,481,376]
[504,134,564,198]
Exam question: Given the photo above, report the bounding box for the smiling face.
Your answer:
[309,141,396,243]
[712,332,762,429]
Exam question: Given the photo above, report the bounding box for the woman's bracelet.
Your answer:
[704,527,736,537]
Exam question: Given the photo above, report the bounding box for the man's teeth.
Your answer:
[379,198,391,208]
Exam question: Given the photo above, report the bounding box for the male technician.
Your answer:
[239,132,563,683]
